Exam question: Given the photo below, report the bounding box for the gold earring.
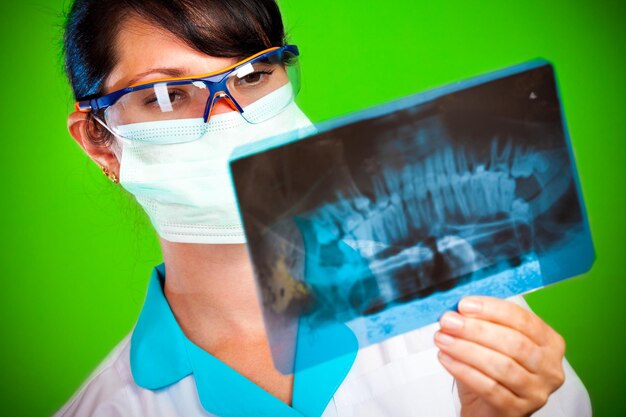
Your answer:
[100,165,119,184]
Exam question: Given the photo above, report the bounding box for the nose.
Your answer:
[211,98,236,115]
[203,92,243,123]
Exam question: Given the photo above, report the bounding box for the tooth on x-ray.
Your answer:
[229,61,594,373]
[293,138,543,319]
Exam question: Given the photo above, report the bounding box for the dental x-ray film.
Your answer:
[230,59,594,374]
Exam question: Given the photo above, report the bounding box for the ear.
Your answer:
[67,111,120,179]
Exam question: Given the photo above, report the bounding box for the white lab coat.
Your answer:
[55,295,591,417]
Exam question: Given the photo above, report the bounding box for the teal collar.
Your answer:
[130,264,358,417]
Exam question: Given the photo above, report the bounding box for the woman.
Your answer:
[56,0,592,416]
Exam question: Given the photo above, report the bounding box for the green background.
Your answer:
[0,0,623,416]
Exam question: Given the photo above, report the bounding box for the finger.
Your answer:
[439,311,543,373]
[437,351,528,414]
[457,296,551,346]
[434,331,543,402]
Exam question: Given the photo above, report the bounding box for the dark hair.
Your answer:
[63,0,286,144]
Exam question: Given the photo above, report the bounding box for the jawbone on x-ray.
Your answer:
[230,60,594,373]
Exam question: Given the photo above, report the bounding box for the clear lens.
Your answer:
[106,49,301,143]
[228,50,300,123]
[105,82,211,143]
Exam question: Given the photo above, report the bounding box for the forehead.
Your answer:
[104,15,238,93]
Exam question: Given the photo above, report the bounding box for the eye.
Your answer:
[142,89,187,107]
[235,70,274,88]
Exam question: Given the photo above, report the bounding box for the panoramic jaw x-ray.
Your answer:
[230,60,594,374]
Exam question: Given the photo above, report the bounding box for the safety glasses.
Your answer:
[75,45,300,142]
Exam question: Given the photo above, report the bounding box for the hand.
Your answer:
[434,296,566,417]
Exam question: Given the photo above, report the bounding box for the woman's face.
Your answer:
[67,15,243,176]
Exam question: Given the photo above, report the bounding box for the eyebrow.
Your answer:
[125,68,188,87]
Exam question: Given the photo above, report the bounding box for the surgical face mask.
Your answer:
[116,83,315,244]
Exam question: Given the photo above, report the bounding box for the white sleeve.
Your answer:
[532,357,592,417]
[53,337,136,417]
[451,295,592,417]
[53,363,131,417]
[509,296,592,416]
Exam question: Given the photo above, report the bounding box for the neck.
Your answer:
[160,239,267,349]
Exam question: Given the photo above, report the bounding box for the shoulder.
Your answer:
[54,334,137,417]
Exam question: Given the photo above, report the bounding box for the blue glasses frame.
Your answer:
[75,45,299,123]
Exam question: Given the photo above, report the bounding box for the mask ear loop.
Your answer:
[90,111,118,138]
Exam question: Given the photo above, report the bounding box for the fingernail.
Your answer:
[435,332,455,347]
[459,298,482,314]
[438,351,454,364]
[441,313,464,330]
